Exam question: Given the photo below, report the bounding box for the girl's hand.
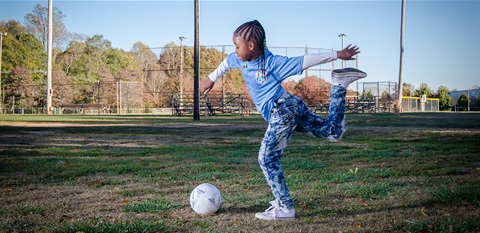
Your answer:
[201,79,215,95]
[337,44,360,60]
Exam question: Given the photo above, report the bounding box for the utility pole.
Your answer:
[0,32,6,114]
[396,0,406,115]
[193,0,200,120]
[221,46,225,110]
[179,36,185,103]
[338,33,346,68]
[46,0,53,115]
[305,46,309,77]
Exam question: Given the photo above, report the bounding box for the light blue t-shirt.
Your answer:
[225,50,304,121]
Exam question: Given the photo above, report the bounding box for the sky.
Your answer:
[1,0,479,92]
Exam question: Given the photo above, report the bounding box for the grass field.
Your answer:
[0,113,479,232]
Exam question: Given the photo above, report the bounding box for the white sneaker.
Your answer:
[331,67,367,87]
[254,200,295,220]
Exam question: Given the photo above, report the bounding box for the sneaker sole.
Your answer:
[332,68,367,78]
[254,213,295,221]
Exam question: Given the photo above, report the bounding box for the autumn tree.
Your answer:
[155,43,246,104]
[4,67,35,110]
[97,66,116,107]
[131,42,157,67]
[0,21,45,82]
[131,42,167,107]
[1,21,46,109]
[281,80,297,96]
[24,3,68,51]
[2,20,29,36]
[104,48,139,74]
[52,70,73,105]
[54,34,142,105]
[293,76,330,106]
[158,42,180,78]
[79,34,111,82]
[56,33,87,75]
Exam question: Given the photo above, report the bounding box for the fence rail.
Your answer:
[2,96,439,115]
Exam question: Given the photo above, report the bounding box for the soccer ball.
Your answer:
[189,183,222,215]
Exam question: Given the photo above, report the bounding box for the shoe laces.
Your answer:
[264,200,281,217]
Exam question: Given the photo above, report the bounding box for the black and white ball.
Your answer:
[189,183,222,215]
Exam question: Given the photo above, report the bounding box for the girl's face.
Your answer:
[232,35,255,61]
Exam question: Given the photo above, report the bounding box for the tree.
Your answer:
[281,80,297,96]
[293,76,330,106]
[456,93,469,110]
[436,86,452,111]
[131,42,166,107]
[4,66,35,110]
[24,3,68,51]
[56,33,87,75]
[1,21,46,111]
[131,41,157,70]
[402,82,414,96]
[64,34,142,84]
[415,82,432,97]
[1,21,46,82]
[474,96,480,108]
[52,70,73,105]
[79,34,111,82]
[361,89,374,101]
[143,68,169,107]
[97,66,116,107]
[104,48,140,74]
[2,20,29,36]
[158,42,180,78]
[380,90,393,103]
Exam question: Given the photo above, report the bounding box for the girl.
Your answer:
[201,20,366,220]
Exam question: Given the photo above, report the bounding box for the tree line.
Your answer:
[1,4,475,112]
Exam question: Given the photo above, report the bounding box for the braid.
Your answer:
[234,20,267,52]
[234,20,268,82]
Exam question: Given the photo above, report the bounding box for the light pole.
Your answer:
[46,0,53,115]
[193,0,200,120]
[179,36,185,103]
[0,32,6,114]
[338,33,346,68]
[396,0,406,115]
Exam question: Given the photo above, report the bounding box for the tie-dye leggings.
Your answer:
[258,85,347,209]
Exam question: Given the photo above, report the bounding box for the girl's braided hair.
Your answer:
[234,20,267,81]
[234,20,267,51]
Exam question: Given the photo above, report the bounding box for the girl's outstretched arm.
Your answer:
[302,51,337,70]
[302,44,360,70]
[202,59,231,95]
